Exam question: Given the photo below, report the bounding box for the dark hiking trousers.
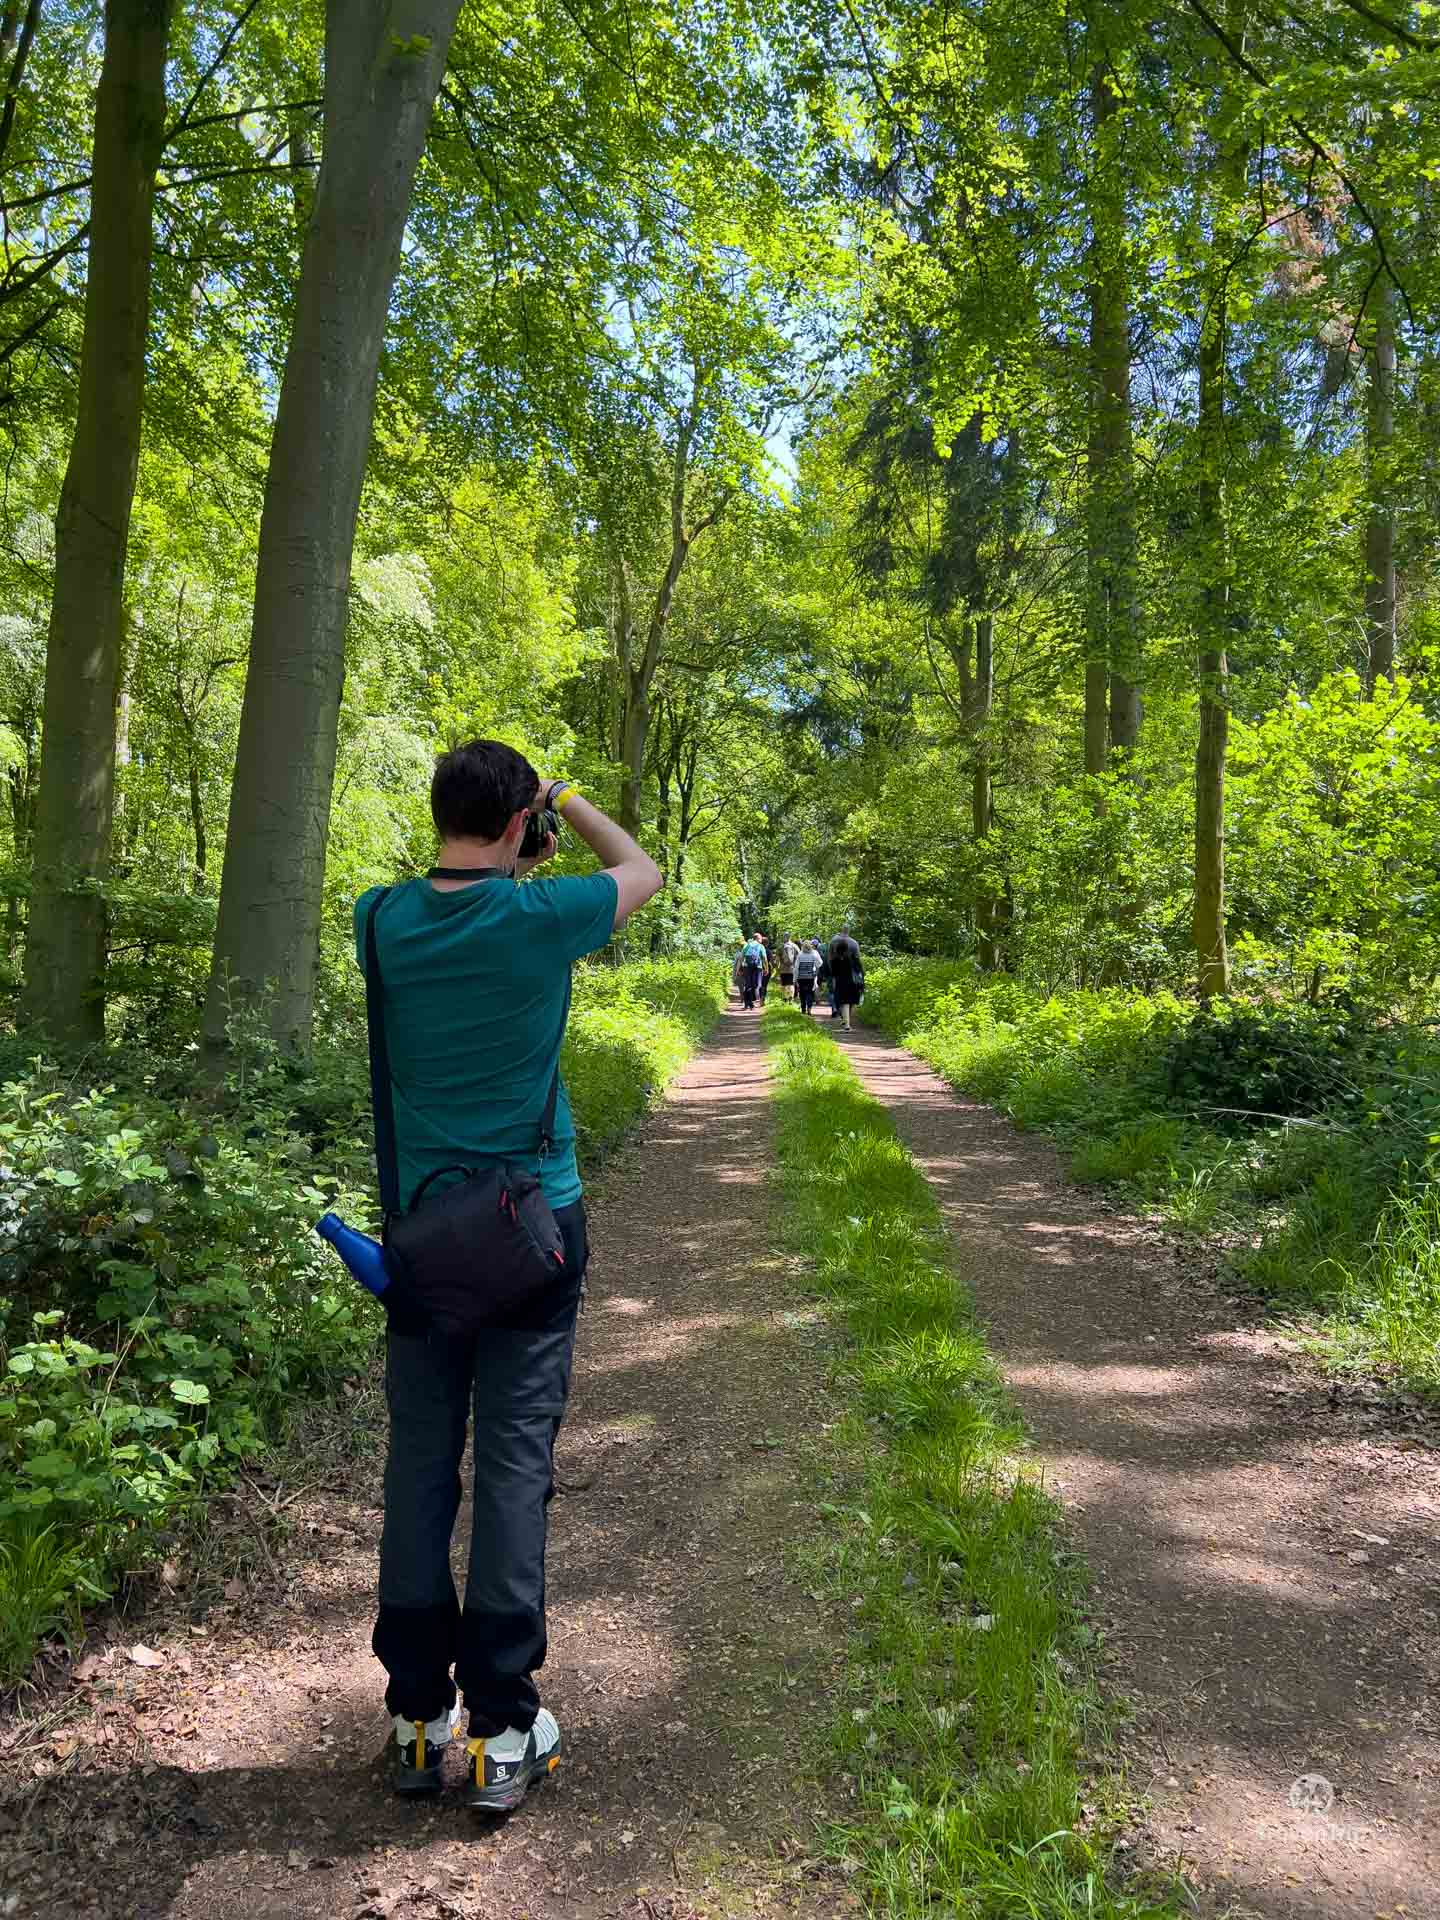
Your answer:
[797,979,816,1014]
[739,962,761,1008]
[373,1199,587,1736]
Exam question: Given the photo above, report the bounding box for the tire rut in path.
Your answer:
[837,1020,1438,1920]
[7,1007,854,1920]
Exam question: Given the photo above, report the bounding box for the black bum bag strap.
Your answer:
[363,883,560,1219]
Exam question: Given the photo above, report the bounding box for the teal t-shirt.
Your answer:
[354,870,618,1212]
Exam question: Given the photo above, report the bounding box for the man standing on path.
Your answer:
[827,925,863,1030]
[778,932,799,1000]
[356,742,661,1809]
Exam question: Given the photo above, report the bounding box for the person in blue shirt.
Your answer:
[355,741,660,1810]
[734,935,766,1008]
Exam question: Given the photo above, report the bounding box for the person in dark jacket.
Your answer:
[828,926,863,1030]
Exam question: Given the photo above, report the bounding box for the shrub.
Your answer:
[0,955,727,1684]
[1159,1001,1368,1124]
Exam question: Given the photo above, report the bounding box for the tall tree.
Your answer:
[609,362,724,839]
[1363,271,1397,689]
[1084,57,1141,779]
[1192,31,1249,1003]
[21,0,172,1047]
[203,2,463,1056]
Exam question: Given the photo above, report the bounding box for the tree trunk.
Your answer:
[618,667,650,839]
[1364,273,1397,690]
[1193,60,1248,1003]
[202,2,463,1057]
[1084,62,1142,781]
[967,614,1002,970]
[1193,391,1231,1005]
[21,0,170,1049]
[650,765,671,955]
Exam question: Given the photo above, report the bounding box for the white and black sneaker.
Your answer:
[466,1708,561,1814]
[391,1702,461,1795]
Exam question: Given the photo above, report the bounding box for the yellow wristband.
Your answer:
[550,782,580,813]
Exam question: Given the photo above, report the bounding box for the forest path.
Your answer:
[837,1017,1439,1920]
[6,1006,855,1920]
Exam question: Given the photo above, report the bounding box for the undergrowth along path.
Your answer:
[837,1018,1439,1920]
[1,1006,851,1920]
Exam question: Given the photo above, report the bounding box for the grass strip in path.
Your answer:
[762,1004,1177,1920]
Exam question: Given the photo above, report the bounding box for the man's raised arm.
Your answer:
[539,783,662,928]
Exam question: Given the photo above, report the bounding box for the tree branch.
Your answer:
[165,0,266,144]
[1179,0,1414,315]
[0,0,41,178]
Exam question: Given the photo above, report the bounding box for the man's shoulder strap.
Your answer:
[363,887,399,1215]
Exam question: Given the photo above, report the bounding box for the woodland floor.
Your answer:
[2,1004,1439,1920]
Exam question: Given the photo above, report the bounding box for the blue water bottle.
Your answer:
[315,1212,392,1298]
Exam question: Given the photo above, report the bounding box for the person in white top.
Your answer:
[793,938,822,1014]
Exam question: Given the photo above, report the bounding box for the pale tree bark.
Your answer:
[1364,272,1397,690]
[202,2,463,1056]
[1084,62,1142,785]
[1193,51,1249,1003]
[21,0,171,1048]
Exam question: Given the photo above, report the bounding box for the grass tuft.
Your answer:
[763,1003,1177,1918]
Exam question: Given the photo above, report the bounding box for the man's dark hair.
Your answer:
[431,739,539,841]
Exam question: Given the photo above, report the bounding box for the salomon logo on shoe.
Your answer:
[466,1709,561,1814]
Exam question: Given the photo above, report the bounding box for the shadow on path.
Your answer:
[837,1021,1439,1920]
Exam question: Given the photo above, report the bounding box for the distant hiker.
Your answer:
[779,933,799,1000]
[757,936,773,1004]
[828,925,864,1031]
[355,741,661,1808]
[794,938,822,1015]
[736,934,766,1009]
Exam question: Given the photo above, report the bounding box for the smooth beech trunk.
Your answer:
[1193,70,1248,1003]
[1364,274,1397,690]
[968,615,1002,970]
[1083,63,1142,786]
[21,0,170,1048]
[203,3,463,1056]
[1194,284,1230,1001]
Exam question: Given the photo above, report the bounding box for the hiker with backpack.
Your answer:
[793,938,822,1014]
[778,933,800,1000]
[735,934,766,1009]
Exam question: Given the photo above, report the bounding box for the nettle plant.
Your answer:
[0,1071,375,1557]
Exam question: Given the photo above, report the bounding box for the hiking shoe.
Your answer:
[466,1708,561,1813]
[391,1702,461,1795]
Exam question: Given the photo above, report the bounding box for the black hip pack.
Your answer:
[365,883,569,1336]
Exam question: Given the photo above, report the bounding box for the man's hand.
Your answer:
[515,831,557,878]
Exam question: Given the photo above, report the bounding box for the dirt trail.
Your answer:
[839,1019,1439,1920]
[2,1008,854,1920]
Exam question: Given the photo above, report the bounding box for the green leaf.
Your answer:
[168,1378,210,1406]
